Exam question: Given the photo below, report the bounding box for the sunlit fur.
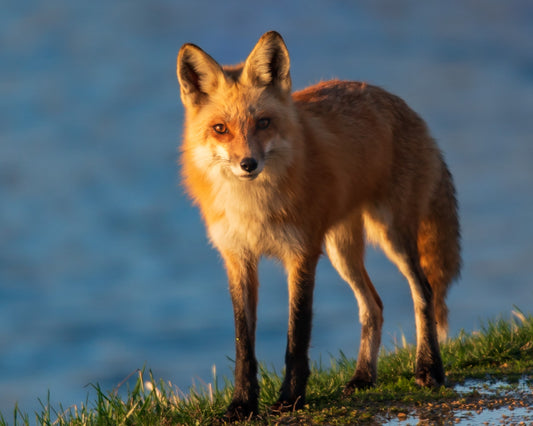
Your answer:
[177,31,461,420]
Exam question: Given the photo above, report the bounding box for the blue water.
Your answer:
[1,0,532,418]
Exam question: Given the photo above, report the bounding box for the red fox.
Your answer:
[177,31,460,420]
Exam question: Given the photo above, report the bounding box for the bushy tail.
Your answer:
[418,163,461,342]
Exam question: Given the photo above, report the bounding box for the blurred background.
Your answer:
[1,0,532,417]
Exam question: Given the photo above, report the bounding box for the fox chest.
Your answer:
[206,205,304,259]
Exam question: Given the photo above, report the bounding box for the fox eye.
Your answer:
[256,118,270,130]
[213,123,228,134]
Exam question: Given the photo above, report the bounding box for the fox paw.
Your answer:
[342,378,375,396]
[270,396,305,413]
[415,372,445,388]
[224,400,257,422]
[415,364,445,388]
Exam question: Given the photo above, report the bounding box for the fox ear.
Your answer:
[177,43,224,106]
[242,31,291,94]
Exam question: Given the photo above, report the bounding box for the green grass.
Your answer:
[2,310,533,425]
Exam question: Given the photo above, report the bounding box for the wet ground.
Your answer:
[384,378,533,425]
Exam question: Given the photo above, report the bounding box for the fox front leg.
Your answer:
[274,252,320,412]
[222,253,260,421]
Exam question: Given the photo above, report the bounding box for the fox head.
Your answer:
[177,31,296,182]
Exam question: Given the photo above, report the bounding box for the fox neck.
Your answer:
[205,171,307,259]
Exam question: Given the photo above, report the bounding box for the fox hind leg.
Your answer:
[325,214,384,393]
[366,212,445,387]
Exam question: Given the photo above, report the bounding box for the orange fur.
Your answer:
[177,31,460,419]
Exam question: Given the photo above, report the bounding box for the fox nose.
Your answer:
[240,157,258,173]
